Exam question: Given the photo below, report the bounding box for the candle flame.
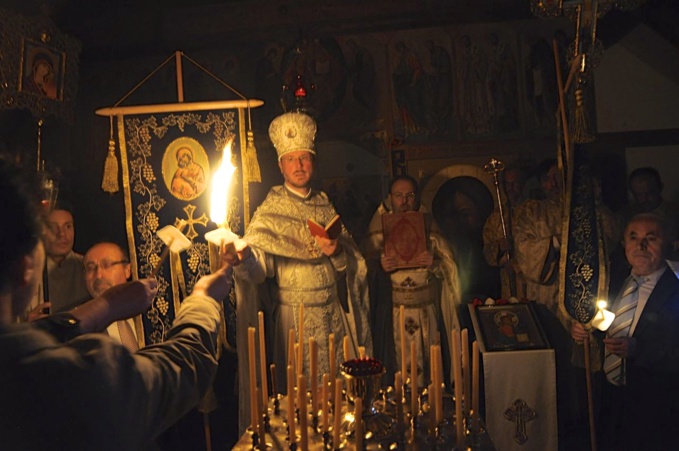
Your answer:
[209,139,236,226]
[596,299,608,310]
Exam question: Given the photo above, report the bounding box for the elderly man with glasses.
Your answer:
[362,174,461,385]
[83,242,138,350]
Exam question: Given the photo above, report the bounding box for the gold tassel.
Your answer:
[572,88,595,144]
[102,138,119,193]
[102,116,119,193]
[243,130,261,183]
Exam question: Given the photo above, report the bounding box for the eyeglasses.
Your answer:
[391,192,416,201]
[281,155,313,164]
[84,259,128,275]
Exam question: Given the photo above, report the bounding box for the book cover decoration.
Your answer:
[307,214,342,240]
[382,211,427,269]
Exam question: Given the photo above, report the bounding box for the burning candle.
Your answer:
[287,365,296,446]
[205,138,239,253]
[591,300,616,331]
[343,335,351,361]
[258,311,268,412]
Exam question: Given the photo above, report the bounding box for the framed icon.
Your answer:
[0,8,80,121]
[18,40,66,101]
[469,302,550,352]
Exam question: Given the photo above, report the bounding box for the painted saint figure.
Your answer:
[170,147,206,200]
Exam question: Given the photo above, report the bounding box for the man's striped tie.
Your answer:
[603,276,641,386]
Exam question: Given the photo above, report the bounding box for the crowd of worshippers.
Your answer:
[2,110,678,450]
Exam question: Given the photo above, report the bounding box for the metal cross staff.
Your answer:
[484,158,517,297]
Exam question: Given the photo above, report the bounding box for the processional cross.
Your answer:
[531,0,647,143]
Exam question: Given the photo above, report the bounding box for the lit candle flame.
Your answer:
[592,299,615,331]
[209,138,236,227]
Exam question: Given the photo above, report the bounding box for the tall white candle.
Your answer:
[287,365,296,446]
[462,328,470,417]
[310,337,318,415]
[355,396,364,450]
[333,378,343,448]
[395,371,403,428]
[400,305,407,388]
[248,327,259,432]
[329,333,336,397]
[322,373,329,432]
[298,304,304,380]
[453,330,464,448]
[343,335,351,361]
[258,311,268,412]
[298,374,308,450]
[472,341,480,425]
[410,339,418,419]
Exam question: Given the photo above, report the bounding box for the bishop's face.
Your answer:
[279,150,314,195]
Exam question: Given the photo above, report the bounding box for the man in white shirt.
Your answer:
[83,242,139,350]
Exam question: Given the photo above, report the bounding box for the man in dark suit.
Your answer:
[571,213,679,451]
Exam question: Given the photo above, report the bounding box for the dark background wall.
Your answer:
[0,0,677,256]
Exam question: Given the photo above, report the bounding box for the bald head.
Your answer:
[623,214,670,276]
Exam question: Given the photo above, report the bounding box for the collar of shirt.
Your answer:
[284,184,312,200]
[47,250,77,270]
[631,265,666,286]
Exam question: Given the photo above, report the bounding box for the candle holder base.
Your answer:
[341,411,397,441]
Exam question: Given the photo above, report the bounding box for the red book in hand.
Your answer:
[307,214,342,240]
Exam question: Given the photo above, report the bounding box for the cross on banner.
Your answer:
[176,204,209,241]
[504,399,537,445]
